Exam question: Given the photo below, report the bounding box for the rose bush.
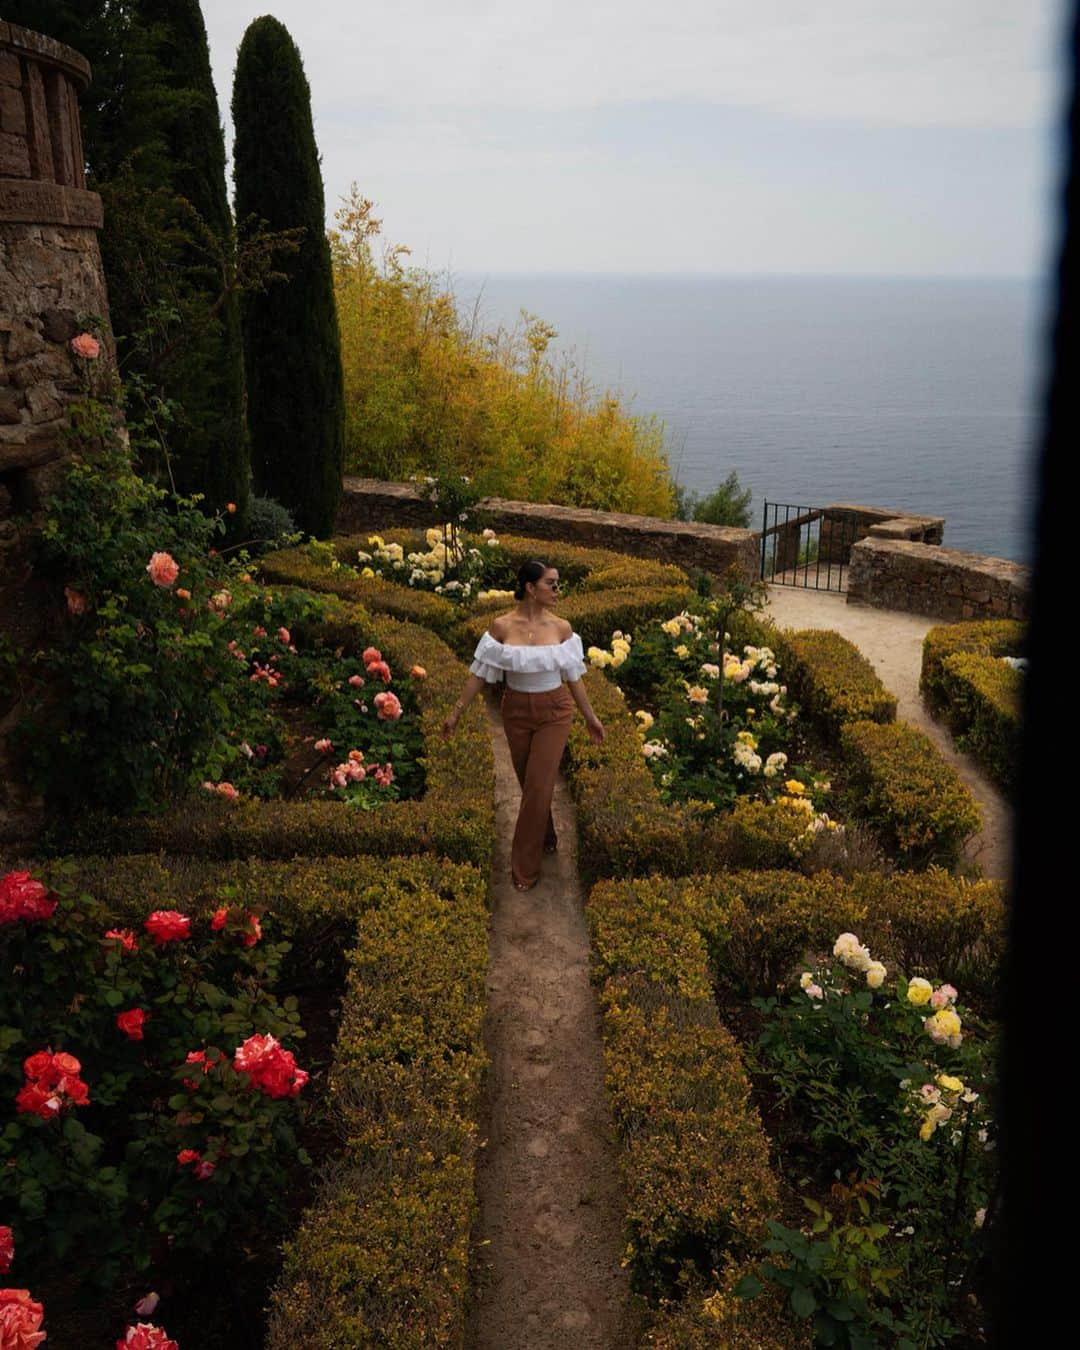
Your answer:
[746,933,997,1342]
[0,869,309,1302]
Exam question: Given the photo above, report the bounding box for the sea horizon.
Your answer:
[453,273,1050,565]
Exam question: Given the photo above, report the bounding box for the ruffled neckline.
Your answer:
[471,631,584,672]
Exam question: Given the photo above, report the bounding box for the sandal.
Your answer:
[512,875,538,892]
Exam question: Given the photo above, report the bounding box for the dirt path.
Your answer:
[465,689,644,1350]
[763,586,1013,880]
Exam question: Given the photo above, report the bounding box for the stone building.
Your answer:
[1,19,114,835]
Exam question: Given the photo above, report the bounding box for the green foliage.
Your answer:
[920,620,1025,711]
[673,470,753,528]
[232,16,346,536]
[14,415,255,814]
[737,1181,917,1349]
[330,190,676,514]
[245,495,299,554]
[1,868,307,1292]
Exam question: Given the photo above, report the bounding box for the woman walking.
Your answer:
[442,560,606,890]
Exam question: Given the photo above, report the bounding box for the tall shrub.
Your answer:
[232,17,345,537]
[124,0,249,518]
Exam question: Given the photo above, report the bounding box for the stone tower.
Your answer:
[1,19,115,835]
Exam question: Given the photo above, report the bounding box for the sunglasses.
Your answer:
[541,578,561,591]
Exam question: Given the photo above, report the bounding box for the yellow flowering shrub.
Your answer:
[839,720,981,868]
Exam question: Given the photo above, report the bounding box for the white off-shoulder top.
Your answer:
[470,631,587,692]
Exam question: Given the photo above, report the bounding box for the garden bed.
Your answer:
[0,852,489,1348]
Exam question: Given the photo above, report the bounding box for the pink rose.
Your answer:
[193,1159,216,1181]
[104,928,139,953]
[373,691,402,721]
[0,1226,13,1275]
[314,738,332,753]
[117,1323,178,1350]
[0,1288,47,1349]
[233,1033,307,1099]
[362,647,382,666]
[146,552,179,588]
[409,665,427,679]
[64,586,87,615]
[348,674,365,687]
[211,908,229,931]
[367,660,392,684]
[116,1008,147,1041]
[70,331,100,359]
[277,628,290,643]
[144,910,190,945]
[132,1294,160,1318]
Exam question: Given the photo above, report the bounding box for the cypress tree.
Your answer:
[232,16,345,537]
[127,0,248,519]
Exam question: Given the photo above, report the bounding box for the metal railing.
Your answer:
[760,501,860,592]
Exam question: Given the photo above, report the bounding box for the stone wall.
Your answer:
[1,21,113,838]
[338,476,761,582]
[848,538,1030,621]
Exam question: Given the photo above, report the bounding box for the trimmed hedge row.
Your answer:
[267,865,489,1347]
[937,653,1022,797]
[777,629,897,735]
[259,544,462,639]
[55,597,495,866]
[11,853,491,1348]
[840,719,982,869]
[585,876,783,1319]
[920,619,1024,711]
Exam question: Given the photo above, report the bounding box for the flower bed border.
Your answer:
[839,720,982,870]
[585,865,1004,1344]
[53,600,495,865]
[8,852,490,1348]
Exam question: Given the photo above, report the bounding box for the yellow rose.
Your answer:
[361,567,375,578]
[937,1074,965,1094]
[783,780,806,795]
[919,1119,935,1142]
[907,977,934,1006]
[736,731,757,748]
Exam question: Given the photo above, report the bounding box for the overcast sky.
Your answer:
[204,1,1069,277]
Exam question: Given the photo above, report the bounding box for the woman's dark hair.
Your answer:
[514,560,550,600]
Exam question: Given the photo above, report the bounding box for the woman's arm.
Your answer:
[566,678,605,744]
[441,673,489,739]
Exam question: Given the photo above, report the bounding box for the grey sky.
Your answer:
[205,1,1068,276]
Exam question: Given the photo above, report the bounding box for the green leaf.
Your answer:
[791,1284,817,1319]
[103,988,125,1007]
[733,1273,763,1301]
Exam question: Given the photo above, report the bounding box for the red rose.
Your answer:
[22,1052,54,1084]
[116,1009,147,1041]
[0,871,57,925]
[117,1323,179,1350]
[176,1149,200,1166]
[0,1225,14,1275]
[210,907,229,931]
[0,1287,47,1348]
[144,910,191,945]
[193,1159,216,1181]
[15,1082,59,1119]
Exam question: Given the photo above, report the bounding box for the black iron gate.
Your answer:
[760,501,860,592]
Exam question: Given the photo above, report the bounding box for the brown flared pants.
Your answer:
[500,684,575,887]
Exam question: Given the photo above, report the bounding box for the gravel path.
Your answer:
[762,586,1013,879]
[465,689,644,1350]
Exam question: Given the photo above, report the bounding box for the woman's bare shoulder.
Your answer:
[488,612,515,640]
[556,616,573,639]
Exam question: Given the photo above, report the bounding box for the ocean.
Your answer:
[454,275,1051,565]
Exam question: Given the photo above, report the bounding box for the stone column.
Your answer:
[1,20,116,837]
